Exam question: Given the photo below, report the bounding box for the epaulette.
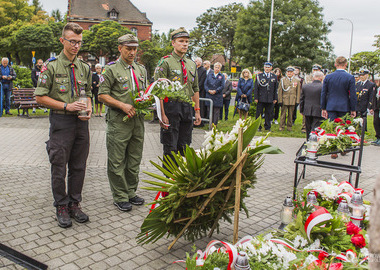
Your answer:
[41,57,57,73]
[137,62,145,69]
[46,57,57,62]
[107,61,116,66]
[163,55,170,59]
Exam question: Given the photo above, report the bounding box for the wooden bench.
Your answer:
[13,88,40,117]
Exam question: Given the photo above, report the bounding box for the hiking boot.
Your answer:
[129,195,145,205]
[56,205,72,228]
[114,202,132,212]
[68,202,89,223]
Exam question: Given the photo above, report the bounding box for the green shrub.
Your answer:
[12,66,33,88]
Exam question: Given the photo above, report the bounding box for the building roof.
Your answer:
[68,0,152,25]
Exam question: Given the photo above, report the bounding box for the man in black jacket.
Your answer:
[300,71,324,140]
[220,73,232,121]
[195,57,207,126]
[356,68,375,117]
[254,62,278,131]
[31,59,48,113]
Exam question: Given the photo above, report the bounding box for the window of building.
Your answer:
[109,9,118,19]
[131,27,138,36]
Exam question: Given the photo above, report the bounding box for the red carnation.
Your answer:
[346,120,352,124]
[340,123,345,126]
[336,197,343,205]
[318,251,329,261]
[334,118,342,123]
[164,96,169,103]
[351,234,366,248]
[346,221,361,235]
[329,263,343,270]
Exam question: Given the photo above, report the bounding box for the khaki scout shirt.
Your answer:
[154,51,199,98]
[278,76,301,106]
[34,51,92,102]
[98,58,147,105]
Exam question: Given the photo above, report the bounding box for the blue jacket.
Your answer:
[237,78,253,103]
[321,70,356,112]
[204,71,225,108]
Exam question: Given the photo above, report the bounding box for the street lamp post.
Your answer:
[337,18,354,73]
[267,0,275,62]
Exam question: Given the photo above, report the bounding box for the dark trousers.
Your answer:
[199,90,207,119]
[327,111,348,121]
[2,83,11,112]
[374,110,380,139]
[207,105,220,126]
[46,113,89,207]
[219,99,230,120]
[256,102,274,130]
[305,115,323,140]
[272,103,280,121]
[161,101,193,163]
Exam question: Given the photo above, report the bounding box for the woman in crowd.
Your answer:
[205,62,225,126]
[92,64,103,116]
[236,68,253,119]
[272,67,282,124]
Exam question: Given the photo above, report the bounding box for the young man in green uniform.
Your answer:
[98,34,147,212]
[154,27,202,164]
[34,23,92,228]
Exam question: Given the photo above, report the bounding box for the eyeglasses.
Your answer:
[63,38,84,47]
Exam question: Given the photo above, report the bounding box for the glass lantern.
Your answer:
[337,199,351,222]
[279,196,294,230]
[234,251,251,270]
[306,132,319,163]
[349,191,366,227]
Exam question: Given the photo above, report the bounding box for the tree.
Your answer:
[32,0,42,15]
[0,0,34,27]
[234,0,333,71]
[82,21,131,61]
[350,51,380,80]
[51,9,63,22]
[190,3,243,65]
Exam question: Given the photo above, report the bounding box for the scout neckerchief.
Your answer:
[180,59,188,84]
[70,63,79,97]
[129,65,139,93]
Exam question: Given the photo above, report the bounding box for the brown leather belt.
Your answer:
[51,110,78,115]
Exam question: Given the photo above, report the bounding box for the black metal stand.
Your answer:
[0,243,48,270]
[293,117,366,199]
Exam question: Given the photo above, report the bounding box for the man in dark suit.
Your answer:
[300,71,324,140]
[254,62,278,131]
[220,73,232,120]
[321,56,356,121]
[355,68,375,117]
[195,57,207,127]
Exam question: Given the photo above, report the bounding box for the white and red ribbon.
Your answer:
[304,207,333,240]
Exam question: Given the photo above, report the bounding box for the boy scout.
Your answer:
[154,27,201,164]
[98,34,147,212]
[34,23,92,228]
[278,66,301,131]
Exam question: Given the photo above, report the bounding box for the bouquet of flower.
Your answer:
[313,114,364,155]
[123,78,193,122]
[136,118,282,245]
[180,177,370,270]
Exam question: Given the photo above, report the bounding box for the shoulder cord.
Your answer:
[281,78,291,92]
[257,74,269,87]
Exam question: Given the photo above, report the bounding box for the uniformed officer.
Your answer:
[304,64,322,84]
[356,68,375,117]
[154,27,201,165]
[278,66,301,131]
[98,34,147,212]
[34,23,92,228]
[254,62,278,131]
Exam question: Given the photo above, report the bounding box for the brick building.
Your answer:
[67,0,152,41]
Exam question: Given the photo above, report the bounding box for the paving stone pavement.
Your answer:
[0,116,379,269]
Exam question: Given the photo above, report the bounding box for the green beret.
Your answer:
[170,27,190,40]
[118,34,138,47]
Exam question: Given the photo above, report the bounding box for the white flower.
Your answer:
[361,247,369,257]
[308,239,320,250]
[348,126,356,132]
[304,254,318,266]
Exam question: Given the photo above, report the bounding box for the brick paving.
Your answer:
[0,116,378,269]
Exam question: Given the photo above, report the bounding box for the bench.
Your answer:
[13,88,40,117]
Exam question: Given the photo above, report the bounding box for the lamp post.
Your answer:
[267,0,275,62]
[337,18,354,73]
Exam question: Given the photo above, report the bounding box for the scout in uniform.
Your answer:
[356,68,375,117]
[98,34,147,212]
[253,62,278,131]
[154,27,201,165]
[34,23,92,228]
[277,66,301,131]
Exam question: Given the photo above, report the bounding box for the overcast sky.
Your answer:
[37,0,379,59]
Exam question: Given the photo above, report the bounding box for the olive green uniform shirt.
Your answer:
[154,51,199,98]
[278,76,301,106]
[34,51,92,102]
[98,58,147,104]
